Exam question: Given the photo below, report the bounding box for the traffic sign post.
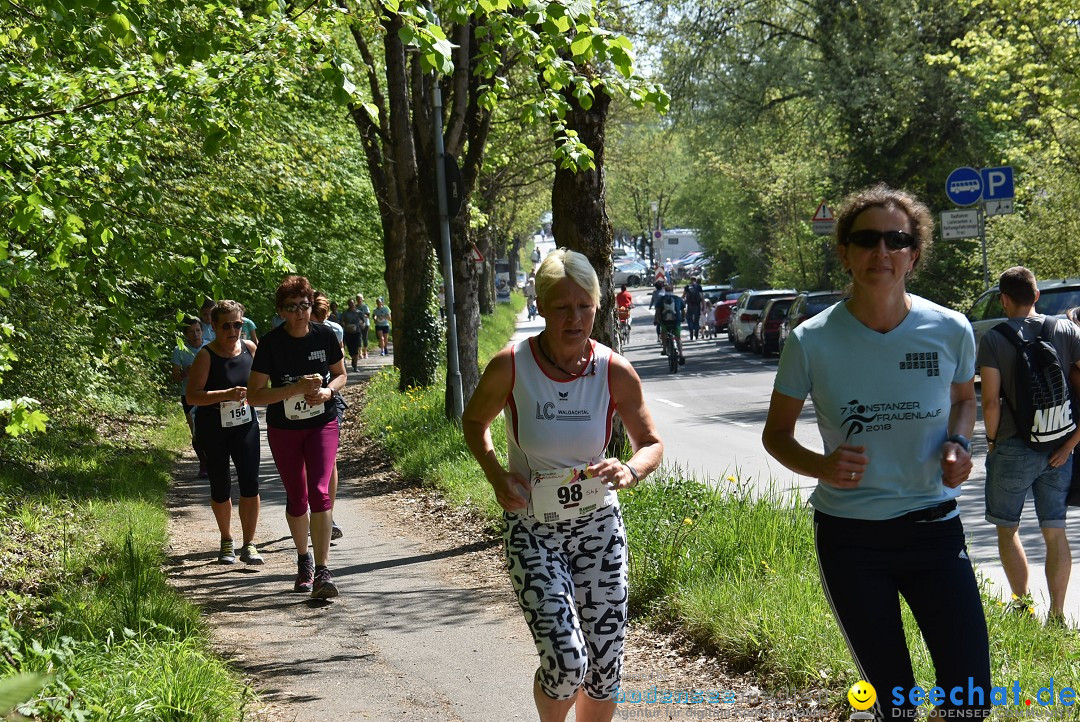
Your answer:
[945,167,983,206]
[944,165,1015,290]
[941,210,980,239]
[981,166,1014,201]
[810,200,835,236]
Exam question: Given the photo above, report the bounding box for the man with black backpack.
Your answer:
[977,266,1080,626]
[684,277,704,341]
[653,283,686,365]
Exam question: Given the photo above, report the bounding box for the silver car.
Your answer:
[613,260,649,287]
[730,289,796,351]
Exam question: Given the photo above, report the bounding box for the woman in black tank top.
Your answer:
[186,300,263,566]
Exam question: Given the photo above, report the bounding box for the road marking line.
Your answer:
[654,398,685,408]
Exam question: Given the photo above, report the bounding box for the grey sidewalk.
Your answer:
[165,355,538,721]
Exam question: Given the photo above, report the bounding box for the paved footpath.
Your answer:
[165,353,540,721]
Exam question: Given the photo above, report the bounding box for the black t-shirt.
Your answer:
[251,322,344,429]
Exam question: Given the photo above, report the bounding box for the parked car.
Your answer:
[751,296,796,356]
[613,259,649,287]
[967,278,1080,349]
[671,252,704,279]
[730,289,796,351]
[777,290,845,354]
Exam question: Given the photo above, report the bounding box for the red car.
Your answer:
[751,296,796,356]
[714,299,738,332]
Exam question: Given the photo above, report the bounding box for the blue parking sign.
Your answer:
[945,167,982,206]
[981,166,1014,201]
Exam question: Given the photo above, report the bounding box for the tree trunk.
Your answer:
[551,81,615,349]
[443,210,482,417]
[551,77,625,455]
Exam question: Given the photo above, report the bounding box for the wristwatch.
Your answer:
[947,434,972,454]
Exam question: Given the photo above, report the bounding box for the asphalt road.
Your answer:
[613,288,1080,625]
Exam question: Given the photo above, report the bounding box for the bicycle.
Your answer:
[617,307,632,346]
[662,327,679,373]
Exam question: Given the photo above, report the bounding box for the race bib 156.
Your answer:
[219,400,252,428]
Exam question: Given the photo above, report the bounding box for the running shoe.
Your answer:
[295,553,314,593]
[311,566,339,599]
[331,522,344,540]
[218,539,236,565]
[238,542,264,565]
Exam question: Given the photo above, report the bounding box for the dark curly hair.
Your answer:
[275,275,313,309]
[835,183,933,271]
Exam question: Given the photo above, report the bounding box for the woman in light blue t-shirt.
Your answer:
[762,185,990,721]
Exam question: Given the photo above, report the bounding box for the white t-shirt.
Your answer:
[773,295,975,520]
[504,337,619,510]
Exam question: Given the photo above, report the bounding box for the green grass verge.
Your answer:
[0,407,251,720]
[361,293,1080,712]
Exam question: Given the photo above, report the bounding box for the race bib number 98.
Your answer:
[529,465,612,524]
[219,400,252,428]
[285,394,325,421]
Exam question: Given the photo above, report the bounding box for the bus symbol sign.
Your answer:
[945,167,982,206]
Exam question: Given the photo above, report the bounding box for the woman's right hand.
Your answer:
[820,444,868,489]
[228,386,248,402]
[491,472,531,512]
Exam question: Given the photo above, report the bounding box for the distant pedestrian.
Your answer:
[373,297,392,356]
[328,301,340,324]
[524,274,538,321]
[199,297,216,344]
[170,316,207,478]
[684,277,704,341]
[978,266,1080,626]
[340,299,363,370]
[312,293,348,542]
[248,276,347,599]
[240,315,259,345]
[356,294,371,359]
[185,300,263,566]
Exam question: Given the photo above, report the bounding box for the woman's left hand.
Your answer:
[589,458,637,491]
[305,387,332,406]
[940,442,973,488]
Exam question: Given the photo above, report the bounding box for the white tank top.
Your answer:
[504,336,617,481]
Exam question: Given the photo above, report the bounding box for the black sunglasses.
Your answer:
[218,321,244,331]
[282,302,312,313]
[845,229,916,251]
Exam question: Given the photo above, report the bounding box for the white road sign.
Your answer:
[941,209,980,239]
[985,198,1014,217]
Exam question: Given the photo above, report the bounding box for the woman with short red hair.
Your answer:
[248,275,347,599]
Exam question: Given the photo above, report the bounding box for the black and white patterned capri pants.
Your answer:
[503,503,628,701]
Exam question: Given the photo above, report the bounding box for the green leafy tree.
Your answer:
[333,0,666,407]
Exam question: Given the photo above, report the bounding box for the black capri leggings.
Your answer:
[344,332,361,358]
[195,415,261,503]
[360,325,370,348]
[814,511,991,720]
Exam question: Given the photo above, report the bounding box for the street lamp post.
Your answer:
[649,200,659,269]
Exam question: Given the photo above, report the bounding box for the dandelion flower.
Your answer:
[726,475,737,483]
[683,517,693,526]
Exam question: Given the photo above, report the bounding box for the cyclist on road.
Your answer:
[616,284,634,343]
[654,284,686,365]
